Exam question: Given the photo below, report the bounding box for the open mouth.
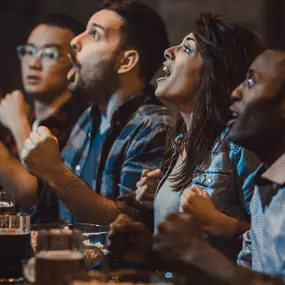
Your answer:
[67,67,77,83]
[163,66,171,78]
[67,53,80,83]
[227,109,240,127]
[231,111,239,119]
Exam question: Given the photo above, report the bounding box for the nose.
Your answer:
[70,33,84,52]
[28,55,42,70]
[231,83,243,102]
[164,45,176,60]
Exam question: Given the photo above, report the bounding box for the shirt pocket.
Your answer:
[191,170,232,213]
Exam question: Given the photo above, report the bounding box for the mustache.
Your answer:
[67,53,80,69]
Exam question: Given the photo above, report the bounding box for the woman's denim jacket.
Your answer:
[154,130,260,259]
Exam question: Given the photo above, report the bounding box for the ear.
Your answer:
[117,50,139,75]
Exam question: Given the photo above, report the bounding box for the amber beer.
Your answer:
[36,250,85,285]
[0,201,15,214]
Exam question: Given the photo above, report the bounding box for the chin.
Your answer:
[155,87,172,101]
[154,85,163,97]
[228,131,252,152]
[24,87,44,96]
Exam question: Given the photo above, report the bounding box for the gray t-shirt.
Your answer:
[154,155,184,228]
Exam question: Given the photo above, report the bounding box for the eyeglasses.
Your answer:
[16,45,64,67]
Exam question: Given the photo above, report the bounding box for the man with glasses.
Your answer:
[0,14,87,214]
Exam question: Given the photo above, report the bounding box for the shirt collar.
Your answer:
[254,164,270,186]
[261,152,285,185]
[89,85,159,124]
[105,91,127,124]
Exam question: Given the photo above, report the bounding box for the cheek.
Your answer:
[173,64,200,96]
[45,64,70,80]
[21,63,28,77]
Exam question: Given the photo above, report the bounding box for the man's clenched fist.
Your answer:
[21,126,62,182]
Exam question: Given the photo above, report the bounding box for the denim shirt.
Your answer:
[154,131,260,259]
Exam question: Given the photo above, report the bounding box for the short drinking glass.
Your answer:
[0,190,15,214]
[35,229,86,285]
[0,214,31,283]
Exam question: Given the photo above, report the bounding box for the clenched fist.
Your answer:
[135,169,163,208]
[107,214,153,264]
[153,212,204,264]
[21,126,62,182]
[180,185,225,235]
[0,90,30,132]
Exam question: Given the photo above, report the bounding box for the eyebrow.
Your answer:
[185,37,196,43]
[91,23,105,33]
[26,43,63,50]
[247,68,255,78]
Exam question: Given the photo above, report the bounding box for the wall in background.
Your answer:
[0,0,273,95]
[152,0,266,44]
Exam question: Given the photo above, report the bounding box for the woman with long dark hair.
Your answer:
[109,13,264,262]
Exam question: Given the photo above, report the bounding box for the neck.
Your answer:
[34,89,72,121]
[98,80,146,120]
[254,136,285,166]
[180,111,193,132]
[177,102,195,132]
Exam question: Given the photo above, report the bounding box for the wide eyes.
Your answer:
[88,29,99,40]
[247,77,255,88]
[182,46,193,55]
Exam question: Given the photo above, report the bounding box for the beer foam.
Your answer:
[0,228,28,235]
[0,201,13,207]
[36,250,83,260]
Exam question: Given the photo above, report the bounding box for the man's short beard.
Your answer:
[71,59,120,106]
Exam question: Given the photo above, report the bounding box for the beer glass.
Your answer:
[0,214,31,283]
[35,229,86,285]
[0,190,15,214]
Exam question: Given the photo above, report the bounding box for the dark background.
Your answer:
[0,0,283,96]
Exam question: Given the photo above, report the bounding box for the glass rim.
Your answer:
[0,213,29,217]
[0,190,13,194]
[37,228,83,236]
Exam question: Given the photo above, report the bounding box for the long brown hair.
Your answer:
[167,13,264,191]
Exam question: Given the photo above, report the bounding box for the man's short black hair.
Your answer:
[39,13,84,36]
[101,0,169,83]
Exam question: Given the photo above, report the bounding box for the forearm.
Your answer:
[183,240,284,285]
[0,152,37,208]
[209,212,250,240]
[47,163,120,224]
[10,118,31,155]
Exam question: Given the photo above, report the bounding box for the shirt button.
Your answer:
[88,132,91,138]
[75,165,81,172]
[116,121,120,125]
[207,177,213,184]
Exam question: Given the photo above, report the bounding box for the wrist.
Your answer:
[43,161,66,187]
[204,210,225,236]
[10,116,30,134]
[211,213,239,239]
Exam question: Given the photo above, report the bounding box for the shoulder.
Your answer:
[218,128,257,161]
[129,85,172,128]
[211,129,260,170]
[136,103,172,129]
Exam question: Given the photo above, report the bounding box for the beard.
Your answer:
[70,57,120,105]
